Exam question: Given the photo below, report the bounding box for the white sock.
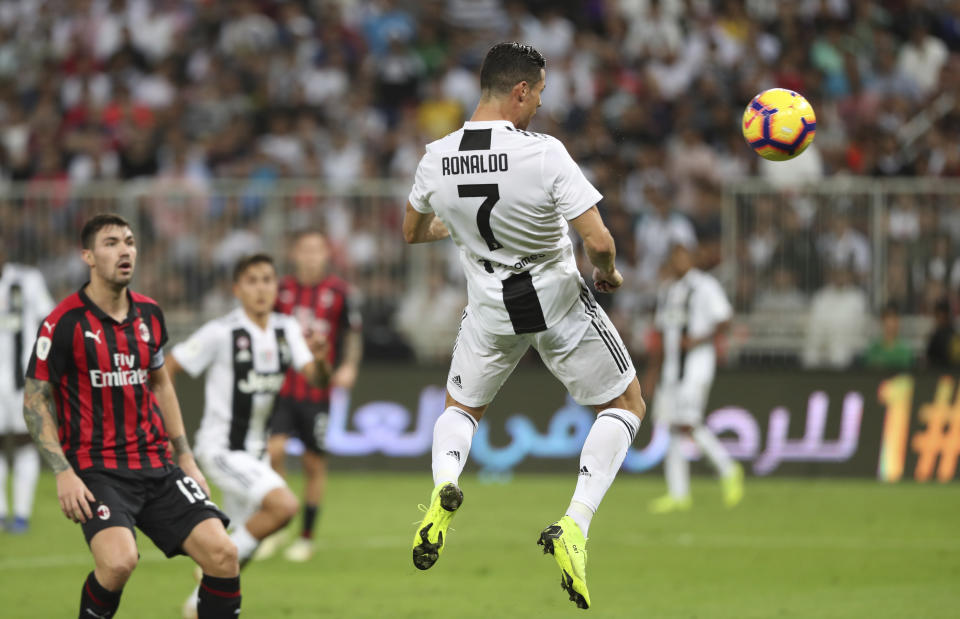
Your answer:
[13,445,39,519]
[665,432,690,500]
[0,454,8,519]
[431,407,478,487]
[568,408,642,536]
[230,525,260,562]
[692,426,734,477]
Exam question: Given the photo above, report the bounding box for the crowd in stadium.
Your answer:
[1,0,959,365]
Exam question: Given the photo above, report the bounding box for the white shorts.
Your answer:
[652,380,712,426]
[447,293,636,407]
[0,390,26,434]
[196,449,287,526]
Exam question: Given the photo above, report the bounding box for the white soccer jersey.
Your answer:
[654,269,732,387]
[408,120,603,335]
[0,263,54,394]
[171,308,313,455]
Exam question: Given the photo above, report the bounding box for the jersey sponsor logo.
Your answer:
[35,336,52,360]
[237,369,286,394]
[138,321,150,343]
[479,253,547,271]
[441,153,509,176]
[84,329,102,344]
[96,504,111,520]
[90,367,149,388]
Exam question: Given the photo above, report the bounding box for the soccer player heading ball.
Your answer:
[403,42,646,610]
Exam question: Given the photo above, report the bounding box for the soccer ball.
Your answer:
[742,88,816,161]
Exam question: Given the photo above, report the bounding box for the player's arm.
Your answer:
[402,202,449,244]
[300,333,332,388]
[149,365,211,495]
[681,320,731,351]
[22,377,96,523]
[331,329,362,389]
[570,206,623,293]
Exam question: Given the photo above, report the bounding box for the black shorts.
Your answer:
[270,397,329,454]
[78,466,229,558]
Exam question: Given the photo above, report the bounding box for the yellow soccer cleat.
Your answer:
[412,482,463,570]
[648,494,692,514]
[722,463,745,508]
[537,516,591,610]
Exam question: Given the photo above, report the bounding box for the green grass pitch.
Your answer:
[1,472,958,618]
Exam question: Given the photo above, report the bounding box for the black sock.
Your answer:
[78,571,122,619]
[302,504,320,539]
[198,574,241,619]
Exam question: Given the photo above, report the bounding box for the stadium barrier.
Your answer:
[721,177,960,362]
[174,365,960,482]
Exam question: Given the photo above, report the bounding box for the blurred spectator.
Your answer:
[864,302,914,370]
[818,211,871,278]
[633,181,697,294]
[754,266,808,314]
[926,297,960,367]
[803,266,869,369]
[395,269,466,362]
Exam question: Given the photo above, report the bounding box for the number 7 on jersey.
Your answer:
[458,184,503,251]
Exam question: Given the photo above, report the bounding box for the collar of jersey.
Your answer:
[78,282,139,325]
[234,306,275,334]
[462,120,515,129]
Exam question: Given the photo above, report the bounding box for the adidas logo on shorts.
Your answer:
[579,466,591,477]
[451,375,462,388]
[446,450,461,462]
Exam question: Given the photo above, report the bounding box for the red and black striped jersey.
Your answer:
[275,275,361,403]
[25,285,173,473]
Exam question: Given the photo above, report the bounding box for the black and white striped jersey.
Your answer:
[0,263,53,394]
[654,269,732,386]
[408,120,602,336]
[170,308,313,455]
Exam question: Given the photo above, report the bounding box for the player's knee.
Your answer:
[264,487,299,525]
[100,548,138,584]
[208,538,239,576]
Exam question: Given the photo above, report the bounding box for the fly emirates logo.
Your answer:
[90,353,149,388]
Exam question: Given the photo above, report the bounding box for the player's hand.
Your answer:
[593,267,623,293]
[56,468,94,523]
[306,330,329,361]
[178,455,212,497]
[331,364,358,389]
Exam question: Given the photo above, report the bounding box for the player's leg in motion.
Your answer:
[690,423,743,507]
[538,379,645,609]
[411,396,481,570]
[80,527,139,618]
[233,487,299,567]
[284,406,330,562]
[650,426,693,513]
[182,519,242,619]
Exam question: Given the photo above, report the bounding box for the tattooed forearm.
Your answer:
[170,434,192,459]
[22,378,71,474]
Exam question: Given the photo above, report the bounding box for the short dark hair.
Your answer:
[479,42,545,96]
[81,213,132,249]
[232,253,276,282]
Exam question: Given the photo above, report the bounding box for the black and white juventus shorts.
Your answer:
[446,293,636,407]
